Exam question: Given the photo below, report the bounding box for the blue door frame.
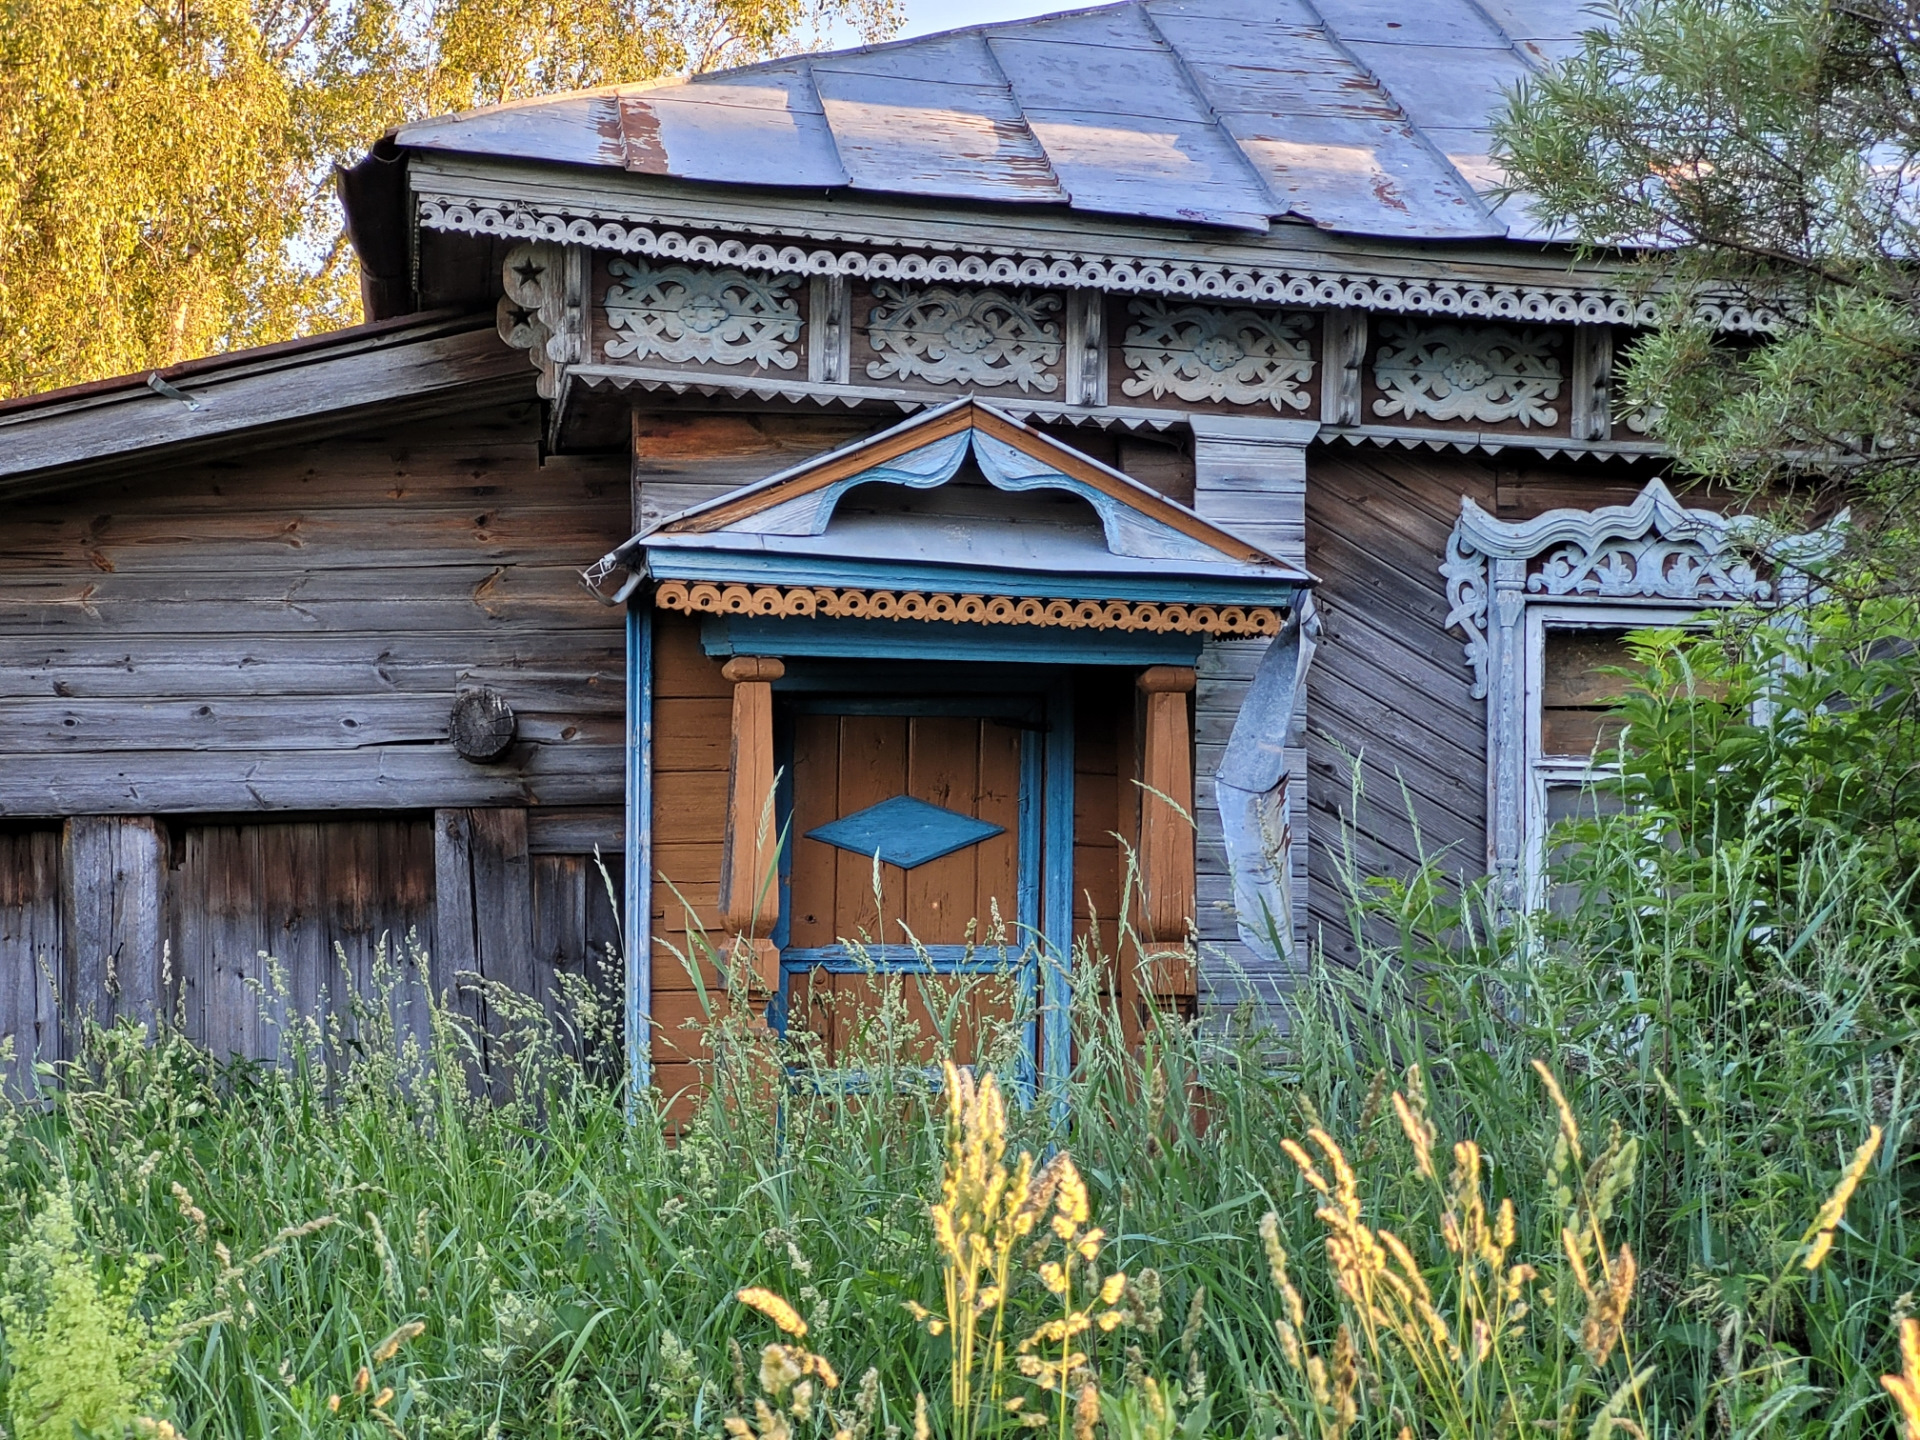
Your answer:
[624,606,1082,1110]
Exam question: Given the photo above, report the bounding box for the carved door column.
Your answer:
[719,655,784,994]
[1137,665,1197,1004]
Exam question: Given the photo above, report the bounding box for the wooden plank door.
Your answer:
[777,698,1040,1076]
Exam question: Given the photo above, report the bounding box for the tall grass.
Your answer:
[1,599,1916,1438]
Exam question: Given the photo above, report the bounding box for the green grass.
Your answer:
[1,602,1916,1439]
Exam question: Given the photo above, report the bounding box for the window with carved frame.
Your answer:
[1443,480,1843,910]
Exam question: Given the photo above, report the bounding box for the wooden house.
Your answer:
[0,0,1834,1098]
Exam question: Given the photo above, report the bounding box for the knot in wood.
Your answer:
[1137,665,1197,694]
[722,655,785,684]
[449,687,517,761]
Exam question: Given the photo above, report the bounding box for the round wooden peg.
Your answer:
[449,687,517,761]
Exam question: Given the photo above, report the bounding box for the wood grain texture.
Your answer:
[529,852,624,1060]
[0,405,628,816]
[1191,428,1308,1013]
[1302,450,1641,968]
[0,829,62,1095]
[433,807,535,1093]
[171,815,437,1062]
[0,319,532,489]
[649,615,731,1019]
[61,815,168,1043]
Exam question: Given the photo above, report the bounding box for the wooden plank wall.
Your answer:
[0,828,61,1097]
[0,401,629,814]
[1071,670,1149,1043]
[1190,422,1311,1013]
[0,809,624,1073]
[63,816,170,1038]
[647,613,733,1109]
[1302,448,1648,968]
[0,391,633,1066]
[172,815,438,1061]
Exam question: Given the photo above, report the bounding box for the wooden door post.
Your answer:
[1136,666,1197,1005]
[719,656,784,994]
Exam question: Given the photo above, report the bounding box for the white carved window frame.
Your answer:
[1443,478,1845,909]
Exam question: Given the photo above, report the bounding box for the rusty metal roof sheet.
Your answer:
[394,0,1582,242]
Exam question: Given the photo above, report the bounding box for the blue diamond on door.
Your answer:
[805,795,1005,870]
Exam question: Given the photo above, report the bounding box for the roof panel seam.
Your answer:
[798,59,853,192]
[1456,0,1549,74]
[1290,0,1503,229]
[974,29,1069,204]
[1131,3,1285,220]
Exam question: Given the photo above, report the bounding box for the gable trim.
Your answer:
[647,398,1298,574]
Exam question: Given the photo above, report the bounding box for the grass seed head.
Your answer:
[1884,1317,1920,1440]
[739,1287,809,1338]
[1802,1127,1882,1270]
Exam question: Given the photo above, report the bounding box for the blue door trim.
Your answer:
[625,604,654,1109]
[1041,676,1074,1117]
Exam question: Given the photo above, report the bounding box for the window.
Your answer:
[1443,480,1842,909]
[1527,610,1678,909]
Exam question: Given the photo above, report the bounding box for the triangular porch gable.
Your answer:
[642,398,1305,579]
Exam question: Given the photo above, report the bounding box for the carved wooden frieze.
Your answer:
[603,260,802,368]
[1372,322,1564,428]
[1120,301,1315,412]
[864,283,1063,391]
[1121,301,1313,414]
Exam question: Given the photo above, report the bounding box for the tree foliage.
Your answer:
[0,0,899,398]
[1497,0,1920,580]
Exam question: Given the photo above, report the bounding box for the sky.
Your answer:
[897,0,1072,36]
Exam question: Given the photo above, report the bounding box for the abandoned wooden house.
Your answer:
[0,0,1837,1099]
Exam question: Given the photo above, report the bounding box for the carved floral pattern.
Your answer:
[865,284,1062,391]
[603,260,802,368]
[1529,538,1762,601]
[1119,301,1314,411]
[1373,322,1563,428]
[1441,479,1843,699]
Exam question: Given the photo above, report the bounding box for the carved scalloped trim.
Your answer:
[653,580,1284,636]
[420,194,1777,333]
[1441,478,1848,697]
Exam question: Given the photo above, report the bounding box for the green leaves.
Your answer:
[1495,0,1920,585]
[0,0,902,399]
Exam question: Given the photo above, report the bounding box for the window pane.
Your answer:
[1541,629,1635,756]
[1544,780,1626,915]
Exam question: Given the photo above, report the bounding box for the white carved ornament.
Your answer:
[1119,301,1315,411]
[865,283,1062,391]
[1441,479,1846,698]
[498,243,581,400]
[1374,322,1564,428]
[603,259,802,368]
[426,193,1784,332]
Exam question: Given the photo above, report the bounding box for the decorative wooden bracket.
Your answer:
[719,655,784,993]
[1136,664,1197,1003]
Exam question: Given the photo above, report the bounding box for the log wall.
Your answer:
[1302,449,1649,967]
[0,400,628,813]
[0,394,631,1076]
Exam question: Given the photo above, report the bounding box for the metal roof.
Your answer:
[393,0,1592,243]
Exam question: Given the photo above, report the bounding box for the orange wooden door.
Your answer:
[777,701,1038,1071]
